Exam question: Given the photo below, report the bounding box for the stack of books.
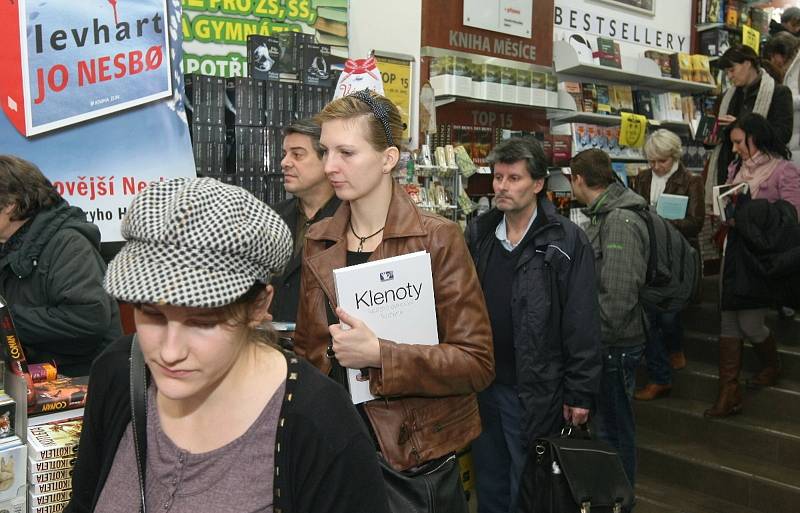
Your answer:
[0,393,25,513]
[27,418,82,513]
[0,300,88,418]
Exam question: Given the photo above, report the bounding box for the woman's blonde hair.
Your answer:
[219,283,279,348]
[644,129,683,162]
[315,90,404,152]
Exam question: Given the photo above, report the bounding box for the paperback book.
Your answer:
[0,441,26,510]
[0,296,35,406]
[27,419,82,461]
[656,194,689,220]
[332,251,438,404]
[713,183,750,221]
[28,377,88,416]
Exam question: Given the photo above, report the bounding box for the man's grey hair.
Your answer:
[487,137,549,180]
[782,6,800,24]
[282,118,323,159]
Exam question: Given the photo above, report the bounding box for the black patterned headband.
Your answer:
[351,89,396,148]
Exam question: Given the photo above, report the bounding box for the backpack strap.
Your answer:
[601,205,657,285]
[130,335,148,513]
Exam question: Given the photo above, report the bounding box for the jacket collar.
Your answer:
[641,163,689,192]
[473,198,564,247]
[304,183,426,307]
[307,182,426,244]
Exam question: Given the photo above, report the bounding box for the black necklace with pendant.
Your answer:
[349,220,384,252]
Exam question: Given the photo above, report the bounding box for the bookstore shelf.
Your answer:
[549,112,693,135]
[550,112,692,131]
[608,155,647,162]
[553,41,716,95]
[434,94,572,114]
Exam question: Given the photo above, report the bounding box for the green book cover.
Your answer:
[596,85,612,114]
[317,6,347,22]
[313,0,347,8]
[316,31,348,46]
[596,37,621,68]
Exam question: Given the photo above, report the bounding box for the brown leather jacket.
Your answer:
[294,184,495,471]
[634,163,705,246]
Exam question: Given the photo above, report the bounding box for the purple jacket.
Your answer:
[727,158,800,217]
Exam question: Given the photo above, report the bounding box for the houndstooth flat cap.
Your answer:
[104,178,292,308]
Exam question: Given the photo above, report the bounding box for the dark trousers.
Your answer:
[472,383,526,513]
[644,308,684,385]
[593,344,645,487]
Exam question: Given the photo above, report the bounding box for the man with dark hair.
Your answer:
[0,155,121,376]
[770,6,800,36]
[569,148,650,487]
[270,118,339,324]
[466,138,602,513]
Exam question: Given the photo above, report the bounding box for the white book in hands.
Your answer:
[332,251,439,404]
[712,183,750,221]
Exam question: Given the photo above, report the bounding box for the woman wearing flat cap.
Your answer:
[65,178,390,513]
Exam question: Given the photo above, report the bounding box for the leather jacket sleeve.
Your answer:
[669,171,705,239]
[369,221,495,398]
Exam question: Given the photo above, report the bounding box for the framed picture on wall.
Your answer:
[595,0,655,16]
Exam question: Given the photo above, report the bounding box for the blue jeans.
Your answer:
[593,344,645,487]
[644,308,684,385]
[472,383,526,513]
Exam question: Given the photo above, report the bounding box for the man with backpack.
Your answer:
[569,148,651,487]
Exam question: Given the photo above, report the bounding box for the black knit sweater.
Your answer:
[64,335,390,513]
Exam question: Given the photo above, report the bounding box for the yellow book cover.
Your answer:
[27,420,82,461]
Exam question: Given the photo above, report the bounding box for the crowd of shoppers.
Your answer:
[5,28,798,513]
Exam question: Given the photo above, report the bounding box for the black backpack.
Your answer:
[620,205,700,312]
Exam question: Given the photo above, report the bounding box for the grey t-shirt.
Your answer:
[94,380,286,513]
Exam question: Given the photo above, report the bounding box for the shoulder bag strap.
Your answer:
[130,335,148,513]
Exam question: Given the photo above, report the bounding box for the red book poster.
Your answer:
[0,0,172,136]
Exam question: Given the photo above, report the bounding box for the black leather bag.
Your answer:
[325,301,467,513]
[380,453,468,513]
[518,426,633,513]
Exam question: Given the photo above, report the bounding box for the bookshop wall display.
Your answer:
[596,0,655,16]
[463,0,534,38]
[182,0,348,78]
[374,52,415,141]
[554,0,691,53]
[0,294,88,513]
[421,0,555,67]
[0,0,196,242]
[695,1,774,58]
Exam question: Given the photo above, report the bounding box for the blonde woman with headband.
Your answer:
[294,90,494,512]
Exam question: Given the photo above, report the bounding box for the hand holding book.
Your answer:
[329,306,382,372]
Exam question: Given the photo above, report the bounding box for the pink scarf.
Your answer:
[731,152,780,199]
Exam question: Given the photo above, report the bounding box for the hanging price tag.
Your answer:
[619,112,647,148]
[742,25,760,54]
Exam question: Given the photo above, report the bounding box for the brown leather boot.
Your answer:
[635,383,673,400]
[704,337,743,418]
[669,351,687,370]
[747,335,781,388]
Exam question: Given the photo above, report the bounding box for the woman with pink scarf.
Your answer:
[706,112,800,419]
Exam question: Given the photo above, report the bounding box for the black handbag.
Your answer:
[517,425,634,513]
[380,453,468,513]
[324,301,467,513]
